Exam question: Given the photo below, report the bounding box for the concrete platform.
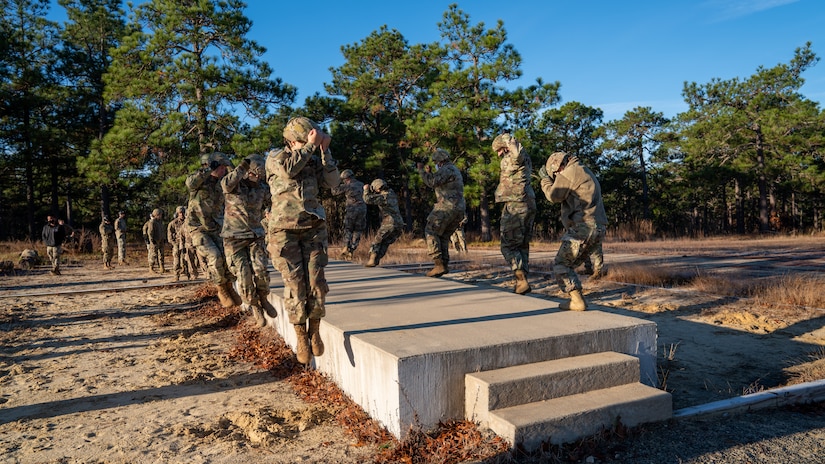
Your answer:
[262,261,659,438]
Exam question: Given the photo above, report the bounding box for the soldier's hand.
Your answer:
[538,165,550,179]
[319,131,331,153]
[306,128,321,146]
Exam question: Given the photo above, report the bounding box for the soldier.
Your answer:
[539,151,608,311]
[492,133,537,295]
[115,210,128,265]
[331,169,367,260]
[416,148,465,277]
[179,212,200,280]
[99,215,116,269]
[222,154,275,328]
[146,208,166,273]
[186,152,241,307]
[41,215,67,275]
[167,206,190,281]
[265,116,338,365]
[450,214,468,253]
[362,178,404,268]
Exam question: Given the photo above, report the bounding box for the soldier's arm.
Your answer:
[221,161,245,193]
[186,169,210,191]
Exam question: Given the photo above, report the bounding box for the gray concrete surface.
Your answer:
[263,261,660,438]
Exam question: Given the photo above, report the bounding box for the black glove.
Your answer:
[209,160,221,170]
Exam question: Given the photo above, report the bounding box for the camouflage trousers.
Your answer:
[342,206,367,252]
[171,244,194,277]
[554,222,606,293]
[101,238,115,266]
[369,222,403,261]
[147,243,164,271]
[268,223,329,325]
[116,235,126,262]
[450,227,467,253]
[583,241,604,275]
[225,236,270,308]
[500,200,536,272]
[424,206,464,262]
[191,231,232,285]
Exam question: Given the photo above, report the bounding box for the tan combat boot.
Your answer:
[308,318,324,356]
[257,289,278,319]
[216,283,236,308]
[251,305,266,328]
[365,253,378,267]
[293,324,312,364]
[560,289,587,311]
[224,281,243,306]
[426,258,448,277]
[514,270,531,294]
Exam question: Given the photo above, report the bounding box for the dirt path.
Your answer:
[2,237,825,463]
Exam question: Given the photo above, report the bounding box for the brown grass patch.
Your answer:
[784,348,825,385]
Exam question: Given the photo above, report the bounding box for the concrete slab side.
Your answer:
[262,261,658,438]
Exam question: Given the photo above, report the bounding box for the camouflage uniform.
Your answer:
[115,212,128,264]
[186,158,234,286]
[167,208,190,280]
[331,172,367,257]
[418,149,465,274]
[362,180,404,265]
[540,152,607,296]
[222,155,272,324]
[146,210,166,273]
[265,135,339,326]
[99,217,115,269]
[450,215,468,253]
[179,218,201,279]
[494,135,537,273]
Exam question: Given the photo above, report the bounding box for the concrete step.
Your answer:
[488,383,673,451]
[465,351,641,428]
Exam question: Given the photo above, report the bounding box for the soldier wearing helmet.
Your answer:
[492,133,537,295]
[220,153,274,328]
[539,151,607,311]
[331,169,367,260]
[115,210,128,265]
[362,178,404,268]
[265,116,339,364]
[145,208,166,274]
[167,206,192,281]
[99,214,116,270]
[186,151,242,307]
[416,148,465,277]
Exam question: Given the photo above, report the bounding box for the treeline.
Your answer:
[2,0,824,244]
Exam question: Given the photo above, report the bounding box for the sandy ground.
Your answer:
[2,237,825,463]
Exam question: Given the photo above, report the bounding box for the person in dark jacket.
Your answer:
[42,215,67,275]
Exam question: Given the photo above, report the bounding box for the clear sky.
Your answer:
[48,0,825,122]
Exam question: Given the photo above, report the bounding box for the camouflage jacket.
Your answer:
[221,159,271,239]
[115,217,127,238]
[147,218,166,245]
[363,188,404,229]
[167,216,186,246]
[332,178,366,211]
[99,222,115,240]
[265,143,339,230]
[495,140,536,204]
[419,162,465,211]
[185,169,225,235]
[540,156,607,228]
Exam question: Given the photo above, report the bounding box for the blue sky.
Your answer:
[49,0,825,122]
